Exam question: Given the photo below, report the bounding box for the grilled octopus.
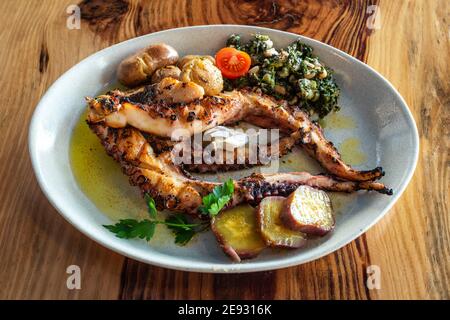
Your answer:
[87,85,384,182]
[88,122,392,215]
[145,128,300,173]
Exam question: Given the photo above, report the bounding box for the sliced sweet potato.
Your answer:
[281,185,334,236]
[257,197,307,248]
[211,204,266,262]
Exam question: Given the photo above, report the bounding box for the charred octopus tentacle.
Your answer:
[88,122,392,215]
[87,86,384,182]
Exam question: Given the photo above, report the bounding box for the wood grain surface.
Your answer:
[0,0,448,300]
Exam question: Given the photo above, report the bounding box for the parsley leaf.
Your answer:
[165,213,193,229]
[104,195,208,245]
[165,214,206,246]
[144,193,157,218]
[199,179,235,216]
[166,215,195,245]
[104,219,156,241]
[173,229,196,245]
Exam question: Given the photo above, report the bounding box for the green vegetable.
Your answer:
[243,34,272,59]
[165,214,201,245]
[104,219,156,241]
[104,194,207,246]
[223,78,234,91]
[226,34,242,49]
[144,193,157,218]
[297,79,318,100]
[224,34,340,118]
[199,179,235,216]
[105,180,235,244]
[278,67,289,78]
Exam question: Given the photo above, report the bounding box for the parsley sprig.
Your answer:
[104,219,156,241]
[199,179,235,216]
[104,179,235,244]
[103,194,207,245]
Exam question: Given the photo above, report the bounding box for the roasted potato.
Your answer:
[257,197,307,248]
[180,57,223,96]
[155,77,204,104]
[211,204,266,262]
[281,186,334,236]
[178,55,215,69]
[151,65,181,83]
[117,43,179,87]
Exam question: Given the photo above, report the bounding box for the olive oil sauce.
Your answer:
[70,105,365,234]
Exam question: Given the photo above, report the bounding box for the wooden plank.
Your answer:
[364,0,449,299]
[0,0,447,299]
[0,0,125,300]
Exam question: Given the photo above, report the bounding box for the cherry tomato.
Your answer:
[215,47,251,79]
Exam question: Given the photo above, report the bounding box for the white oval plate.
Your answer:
[29,25,419,273]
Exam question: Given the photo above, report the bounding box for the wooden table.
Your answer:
[0,0,448,300]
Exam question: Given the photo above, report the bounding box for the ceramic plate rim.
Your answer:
[28,25,419,273]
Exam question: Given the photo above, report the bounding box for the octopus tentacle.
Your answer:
[147,129,298,173]
[88,123,392,215]
[87,86,385,182]
[288,109,384,181]
[237,172,392,206]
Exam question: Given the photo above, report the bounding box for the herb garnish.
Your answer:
[199,178,235,216]
[166,214,203,245]
[104,195,207,245]
[104,180,235,244]
[104,219,156,241]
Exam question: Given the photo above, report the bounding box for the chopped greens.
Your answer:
[199,178,235,217]
[104,194,208,246]
[223,34,340,118]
